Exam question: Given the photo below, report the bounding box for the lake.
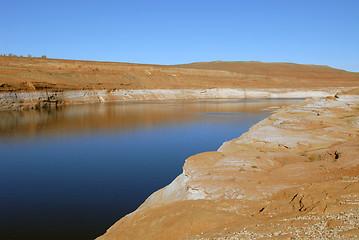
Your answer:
[0,99,301,240]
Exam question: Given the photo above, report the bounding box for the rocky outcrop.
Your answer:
[96,92,359,240]
[0,88,346,111]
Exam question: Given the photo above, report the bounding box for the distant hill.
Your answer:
[174,61,358,79]
[0,56,358,92]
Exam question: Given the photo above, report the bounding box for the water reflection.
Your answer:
[0,99,300,139]
[0,98,302,240]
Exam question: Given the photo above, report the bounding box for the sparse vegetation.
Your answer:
[301,152,308,157]
[0,53,43,58]
[309,153,320,162]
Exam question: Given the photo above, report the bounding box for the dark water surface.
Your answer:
[0,99,301,240]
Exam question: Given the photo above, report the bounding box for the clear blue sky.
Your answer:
[1,0,359,72]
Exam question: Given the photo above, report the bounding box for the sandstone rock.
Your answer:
[97,94,359,240]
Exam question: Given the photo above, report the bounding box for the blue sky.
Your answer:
[1,0,358,72]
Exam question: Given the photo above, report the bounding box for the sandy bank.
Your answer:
[0,88,347,111]
[96,92,359,240]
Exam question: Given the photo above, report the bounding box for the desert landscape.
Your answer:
[1,56,358,93]
[1,56,358,111]
[1,56,359,239]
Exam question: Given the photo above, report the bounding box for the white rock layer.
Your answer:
[0,88,345,111]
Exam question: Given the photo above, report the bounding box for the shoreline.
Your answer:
[96,91,359,240]
[0,87,348,111]
[2,57,359,239]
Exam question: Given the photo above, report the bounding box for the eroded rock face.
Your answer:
[0,88,343,111]
[97,94,359,240]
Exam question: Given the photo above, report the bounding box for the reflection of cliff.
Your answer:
[0,103,193,138]
[0,99,299,138]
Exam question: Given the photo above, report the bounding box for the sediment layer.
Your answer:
[97,91,359,240]
[0,88,346,111]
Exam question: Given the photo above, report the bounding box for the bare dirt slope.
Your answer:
[0,56,358,92]
[176,61,357,79]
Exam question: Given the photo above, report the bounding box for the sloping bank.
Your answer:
[0,88,345,111]
[96,90,359,240]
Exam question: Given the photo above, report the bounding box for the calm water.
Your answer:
[0,99,301,240]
